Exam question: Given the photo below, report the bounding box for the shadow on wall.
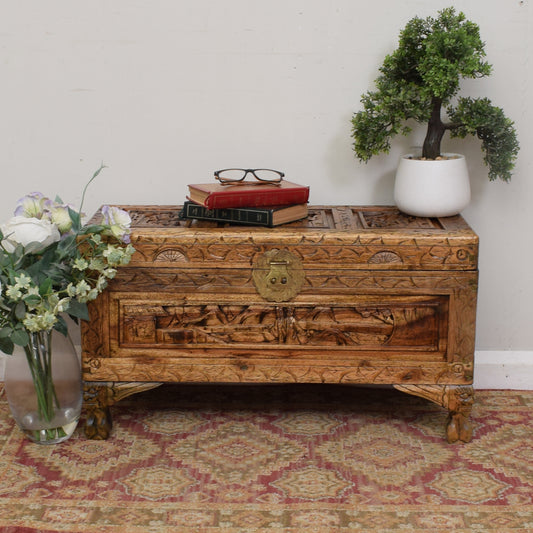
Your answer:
[323,113,429,206]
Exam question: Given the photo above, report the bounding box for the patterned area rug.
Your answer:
[0,384,532,532]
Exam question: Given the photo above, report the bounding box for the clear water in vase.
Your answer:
[4,330,82,444]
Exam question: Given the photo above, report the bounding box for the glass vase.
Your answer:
[4,329,82,444]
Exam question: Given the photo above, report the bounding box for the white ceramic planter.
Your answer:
[394,153,471,217]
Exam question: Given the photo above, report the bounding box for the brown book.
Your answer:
[179,201,308,227]
[187,180,310,209]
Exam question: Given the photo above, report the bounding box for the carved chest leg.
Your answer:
[393,384,474,443]
[445,385,474,443]
[83,383,113,440]
[83,382,162,439]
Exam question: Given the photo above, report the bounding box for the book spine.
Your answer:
[181,203,274,226]
[206,187,309,209]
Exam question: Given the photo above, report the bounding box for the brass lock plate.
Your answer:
[252,249,305,302]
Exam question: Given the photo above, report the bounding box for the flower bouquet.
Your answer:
[0,165,135,443]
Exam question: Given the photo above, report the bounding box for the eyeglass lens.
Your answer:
[216,169,283,182]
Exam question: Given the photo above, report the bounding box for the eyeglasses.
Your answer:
[214,168,284,186]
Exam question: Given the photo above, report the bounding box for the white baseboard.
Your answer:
[1,350,532,389]
[473,350,533,390]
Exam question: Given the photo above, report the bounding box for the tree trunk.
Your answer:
[422,97,446,159]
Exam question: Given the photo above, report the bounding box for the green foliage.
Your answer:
[0,169,135,354]
[448,97,520,182]
[351,7,519,182]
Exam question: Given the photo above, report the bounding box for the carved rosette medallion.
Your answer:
[154,249,188,262]
[368,251,403,264]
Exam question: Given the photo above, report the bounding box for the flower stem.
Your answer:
[78,163,107,219]
[23,331,59,424]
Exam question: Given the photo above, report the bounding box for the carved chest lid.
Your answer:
[99,205,478,271]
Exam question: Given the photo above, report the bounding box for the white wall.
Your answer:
[1,1,532,365]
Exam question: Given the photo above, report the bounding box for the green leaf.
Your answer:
[11,328,29,347]
[0,252,11,267]
[0,337,14,355]
[79,224,105,235]
[14,301,26,320]
[0,327,12,338]
[54,316,69,337]
[57,234,76,254]
[67,299,90,321]
[39,278,53,297]
[11,244,25,262]
[68,207,82,232]
[23,294,41,307]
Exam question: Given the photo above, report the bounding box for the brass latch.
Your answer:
[252,249,305,302]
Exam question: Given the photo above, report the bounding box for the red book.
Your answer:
[187,180,310,209]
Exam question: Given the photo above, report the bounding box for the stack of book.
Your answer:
[180,180,310,227]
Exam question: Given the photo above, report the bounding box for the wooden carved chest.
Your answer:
[81,205,479,442]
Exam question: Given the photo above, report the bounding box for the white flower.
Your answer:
[95,276,108,291]
[14,192,50,219]
[73,280,91,297]
[102,244,124,266]
[14,273,32,290]
[73,258,89,271]
[1,216,61,253]
[66,283,77,297]
[100,206,132,243]
[6,285,23,301]
[101,205,131,227]
[54,297,71,314]
[49,205,73,234]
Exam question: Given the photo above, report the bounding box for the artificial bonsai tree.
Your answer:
[351,7,519,182]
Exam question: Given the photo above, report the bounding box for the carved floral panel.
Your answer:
[118,297,448,353]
